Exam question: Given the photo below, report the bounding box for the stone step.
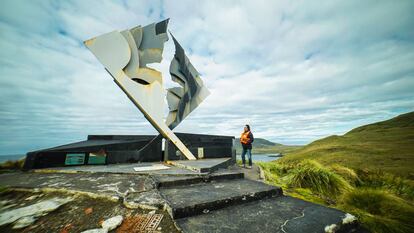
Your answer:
[175,196,366,233]
[167,158,233,173]
[159,179,282,219]
[154,171,244,188]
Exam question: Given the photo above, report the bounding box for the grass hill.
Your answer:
[279,111,414,178]
[234,138,302,154]
[259,112,414,233]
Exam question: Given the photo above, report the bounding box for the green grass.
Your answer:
[0,158,25,170]
[339,189,414,233]
[280,111,414,178]
[288,160,352,198]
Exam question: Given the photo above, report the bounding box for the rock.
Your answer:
[84,207,93,215]
[81,228,108,233]
[12,216,36,229]
[25,195,40,201]
[324,224,338,233]
[124,190,165,210]
[342,213,357,224]
[0,197,72,229]
[81,216,123,233]
[101,215,123,231]
[0,203,17,210]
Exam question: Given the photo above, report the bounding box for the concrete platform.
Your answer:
[176,196,365,233]
[33,158,235,175]
[34,162,200,175]
[0,172,155,200]
[167,158,233,173]
[159,179,282,219]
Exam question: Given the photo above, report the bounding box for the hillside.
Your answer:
[279,111,414,178]
[235,138,302,154]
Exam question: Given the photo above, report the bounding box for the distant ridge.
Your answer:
[234,138,301,154]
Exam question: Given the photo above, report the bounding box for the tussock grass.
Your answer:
[0,158,25,170]
[288,160,352,197]
[340,188,414,233]
[357,169,414,200]
[256,161,293,176]
[330,164,361,185]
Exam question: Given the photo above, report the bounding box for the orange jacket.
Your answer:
[240,131,253,145]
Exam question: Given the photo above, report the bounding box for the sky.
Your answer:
[0,0,413,155]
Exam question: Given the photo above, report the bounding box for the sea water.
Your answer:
[0,154,25,163]
[236,153,281,162]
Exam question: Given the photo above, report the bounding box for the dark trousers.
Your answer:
[241,147,252,166]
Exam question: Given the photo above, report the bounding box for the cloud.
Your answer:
[0,0,413,154]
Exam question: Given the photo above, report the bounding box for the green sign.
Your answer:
[88,154,106,165]
[65,153,85,165]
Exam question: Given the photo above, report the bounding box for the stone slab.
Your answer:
[176,196,364,233]
[159,179,282,219]
[167,158,233,173]
[153,171,244,188]
[0,172,155,199]
[133,164,170,172]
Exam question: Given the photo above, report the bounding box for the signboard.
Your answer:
[88,151,106,165]
[198,147,204,159]
[65,153,85,165]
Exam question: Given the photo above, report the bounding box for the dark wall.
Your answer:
[23,135,162,170]
[166,133,235,160]
[23,133,235,170]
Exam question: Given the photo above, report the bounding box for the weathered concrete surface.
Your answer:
[153,170,244,188]
[0,197,72,229]
[168,158,233,173]
[124,190,166,210]
[234,164,264,181]
[0,172,155,199]
[176,196,364,233]
[159,179,282,219]
[35,162,201,175]
[0,190,180,233]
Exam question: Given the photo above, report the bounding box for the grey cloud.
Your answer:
[0,0,413,154]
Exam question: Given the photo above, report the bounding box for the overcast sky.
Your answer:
[1,0,413,155]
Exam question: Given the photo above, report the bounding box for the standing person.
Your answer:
[240,124,254,168]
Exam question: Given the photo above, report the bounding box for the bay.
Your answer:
[236,153,281,162]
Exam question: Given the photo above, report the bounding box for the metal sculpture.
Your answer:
[166,34,210,129]
[84,19,209,160]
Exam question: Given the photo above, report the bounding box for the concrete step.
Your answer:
[175,196,366,233]
[167,158,233,173]
[154,171,244,188]
[159,179,282,219]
